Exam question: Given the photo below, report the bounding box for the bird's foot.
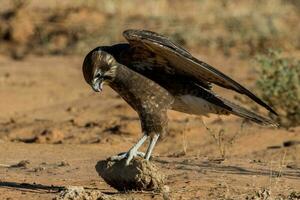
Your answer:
[110,134,148,165]
[126,148,145,165]
[110,151,145,165]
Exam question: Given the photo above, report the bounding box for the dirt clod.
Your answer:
[54,186,120,200]
[246,188,271,200]
[36,129,65,144]
[9,160,30,168]
[95,156,165,191]
[57,161,70,167]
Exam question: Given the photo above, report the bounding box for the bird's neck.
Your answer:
[109,64,134,92]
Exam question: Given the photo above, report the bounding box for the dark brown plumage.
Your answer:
[82,29,277,165]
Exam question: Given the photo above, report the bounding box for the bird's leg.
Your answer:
[125,134,147,165]
[144,134,159,160]
[110,134,148,165]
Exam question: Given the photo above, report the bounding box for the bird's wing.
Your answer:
[123,29,277,115]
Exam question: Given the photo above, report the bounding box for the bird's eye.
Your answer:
[94,72,101,79]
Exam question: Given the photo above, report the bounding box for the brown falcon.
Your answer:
[82,29,277,165]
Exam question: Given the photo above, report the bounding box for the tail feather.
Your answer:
[174,85,278,127]
[220,97,278,127]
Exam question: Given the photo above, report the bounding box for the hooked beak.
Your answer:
[91,77,104,92]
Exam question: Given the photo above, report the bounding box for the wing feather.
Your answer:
[123,29,277,115]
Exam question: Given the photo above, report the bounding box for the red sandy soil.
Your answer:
[0,54,299,199]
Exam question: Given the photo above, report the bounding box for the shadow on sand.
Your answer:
[155,158,300,180]
[0,181,119,195]
[0,181,64,193]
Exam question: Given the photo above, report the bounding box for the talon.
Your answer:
[126,155,133,165]
[125,149,136,165]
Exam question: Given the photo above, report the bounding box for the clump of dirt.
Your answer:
[9,160,30,168]
[12,128,65,144]
[54,186,121,200]
[245,189,300,200]
[95,156,165,191]
[35,129,65,144]
[247,188,271,200]
[287,191,300,199]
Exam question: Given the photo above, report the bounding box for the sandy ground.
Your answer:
[0,54,299,199]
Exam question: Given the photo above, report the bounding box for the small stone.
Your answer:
[9,160,30,168]
[57,161,70,167]
[33,166,45,172]
[84,121,98,128]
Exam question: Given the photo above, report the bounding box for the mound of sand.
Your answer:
[95,156,165,191]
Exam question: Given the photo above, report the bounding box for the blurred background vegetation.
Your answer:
[1,0,299,58]
[256,50,300,128]
[0,0,299,127]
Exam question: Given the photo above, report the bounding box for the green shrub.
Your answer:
[256,50,300,127]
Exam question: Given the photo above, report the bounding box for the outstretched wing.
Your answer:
[123,29,277,115]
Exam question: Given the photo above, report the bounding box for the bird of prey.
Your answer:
[82,29,277,165]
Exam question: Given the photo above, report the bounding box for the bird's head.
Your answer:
[82,48,118,92]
